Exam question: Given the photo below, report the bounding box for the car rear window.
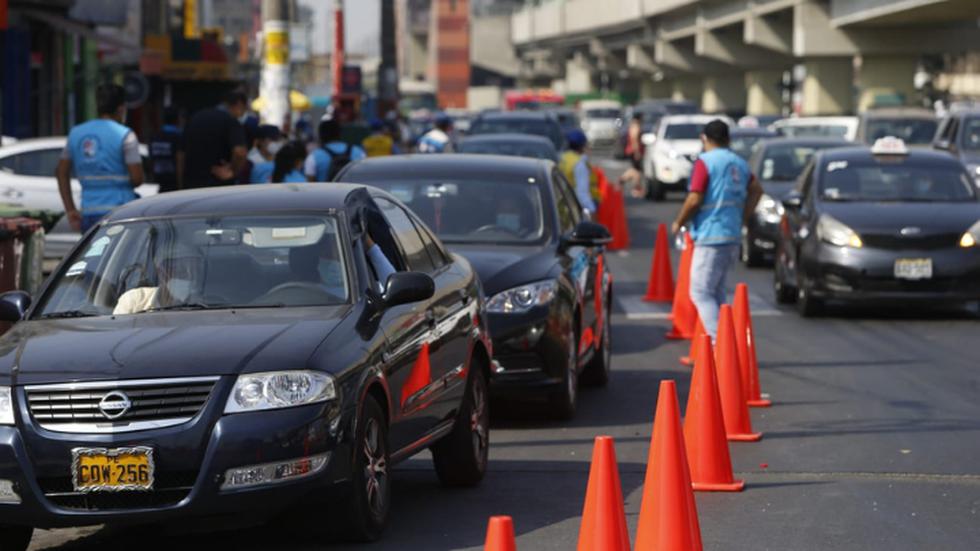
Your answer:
[663,124,703,140]
[457,141,557,161]
[820,159,976,203]
[864,118,937,145]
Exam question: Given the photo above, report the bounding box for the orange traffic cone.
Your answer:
[716,306,762,442]
[635,380,703,551]
[485,516,517,551]
[684,334,745,492]
[643,223,674,302]
[665,234,697,340]
[680,317,704,366]
[733,283,771,408]
[400,342,431,408]
[577,436,631,551]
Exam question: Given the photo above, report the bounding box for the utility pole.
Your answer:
[260,0,290,129]
[377,0,399,117]
[332,1,344,99]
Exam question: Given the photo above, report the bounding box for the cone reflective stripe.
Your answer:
[733,283,771,407]
[635,381,703,551]
[577,436,631,551]
[680,317,704,366]
[716,306,762,442]
[643,223,674,302]
[666,234,697,339]
[684,335,745,492]
[485,516,517,551]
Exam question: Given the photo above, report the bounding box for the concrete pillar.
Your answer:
[702,75,746,114]
[639,78,671,100]
[801,58,854,116]
[745,70,783,116]
[857,56,917,112]
[670,77,702,102]
[565,53,593,95]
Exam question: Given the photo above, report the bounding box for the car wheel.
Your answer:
[336,396,390,542]
[741,227,764,268]
[773,258,796,304]
[549,325,579,420]
[0,526,32,551]
[796,278,823,317]
[647,178,666,202]
[581,296,611,387]
[431,358,489,487]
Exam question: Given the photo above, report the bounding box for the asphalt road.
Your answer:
[29,157,980,550]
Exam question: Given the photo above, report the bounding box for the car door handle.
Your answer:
[424,309,436,328]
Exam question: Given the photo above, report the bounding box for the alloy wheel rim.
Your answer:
[602,305,611,372]
[567,333,577,403]
[469,378,488,463]
[363,418,387,516]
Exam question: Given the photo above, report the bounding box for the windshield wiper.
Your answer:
[147,302,223,312]
[37,310,100,319]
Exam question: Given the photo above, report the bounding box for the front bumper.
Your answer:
[803,242,980,303]
[486,305,569,398]
[746,216,781,253]
[0,395,348,528]
[653,156,693,185]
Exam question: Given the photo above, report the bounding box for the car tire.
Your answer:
[549,325,579,420]
[336,396,390,542]
[581,296,611,387]
[646,178,666,202]
[741,227,764,268]
[431,358,489,488]
[0,526,32,551]
[796,279,824,317]
[773,259,796,304]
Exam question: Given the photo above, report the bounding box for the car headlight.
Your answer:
[0,387,13,425]
[486,280,557,314]
[754,193,784,223]
[666,149,680,160]
[960,220,980,248]
[225,371,337,414]
[816,214,863,248]
[968,164,980,180]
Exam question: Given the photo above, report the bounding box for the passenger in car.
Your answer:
[113,243,202,315]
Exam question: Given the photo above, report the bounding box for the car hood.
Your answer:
[0,307,350,386]
[448,243,557,296]
[822,202,980,236]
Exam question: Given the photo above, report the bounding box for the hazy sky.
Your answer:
[299,0,380,56]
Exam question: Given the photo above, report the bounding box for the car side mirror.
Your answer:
[382,272,435,307]
[933,139,951,151]
[782,193,803,211]
[0,291,31,322]
[562,221,612,249]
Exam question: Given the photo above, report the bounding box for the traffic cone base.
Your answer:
[693,480,746,492]
[748,398,773,408]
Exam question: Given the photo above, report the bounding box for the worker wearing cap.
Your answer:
[418,114,454,154]
[361,119,397,157]
[671,119,763,339]
[559,129,598,213]
[114,242,203,315]
[57,84,144,233]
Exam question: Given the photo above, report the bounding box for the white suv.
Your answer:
[642,114,733,201]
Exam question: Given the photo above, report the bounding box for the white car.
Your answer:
[579,99,623,146]
[771,116,859,141]
[1,136,17,146]
[0,137,159,269]
[642,114,734,201]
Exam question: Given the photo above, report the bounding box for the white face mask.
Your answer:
[496,213,520,232]
[165,278,193,301]
[267,140,284,155]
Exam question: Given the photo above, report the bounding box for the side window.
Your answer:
[413,219,449,270]
[0,156,14,173]
[14,149,63,177]
[376,198,436,273]
[551,172,576,233]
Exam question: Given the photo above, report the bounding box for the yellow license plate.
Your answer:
[71,447,154,492]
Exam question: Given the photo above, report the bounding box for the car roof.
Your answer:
[105,183,373,221]
[457,133,555,146]
[759,137,853,148]
[815,146,965,166]
[861,107,936,119]
[661,114,725,124]
[475,111,556,121]
[730,127,779,137]
[774,116,858,126]
[340,154,552,180]
[0,136,68,155]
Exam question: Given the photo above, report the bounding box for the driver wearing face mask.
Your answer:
[495,196,524,235]
[113,243,203,315]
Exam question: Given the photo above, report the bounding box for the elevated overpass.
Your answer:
[510,0,980,114]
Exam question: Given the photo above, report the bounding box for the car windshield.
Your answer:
[864,118,937,145]
[820,160,976,203]
[663,123,703,140]
[35,214,348,318]
[730,136,766,160]
[554,112,580,129]
[760,144,826,181]
[585,108,621,119]
[780,124,849,139]
[363,179,547,244]
[457,141,557,161]
[469,119,561,148]
[962,118,980,151]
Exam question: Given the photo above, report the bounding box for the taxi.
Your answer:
[774,137,980,315]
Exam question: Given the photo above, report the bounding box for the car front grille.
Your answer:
[24,376,220,433]
[37,470,198,511]
[860,232,960,250]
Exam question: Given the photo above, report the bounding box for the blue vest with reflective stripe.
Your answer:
[67,119,137,215]
[250,161,274,183]
[691,148,750,246]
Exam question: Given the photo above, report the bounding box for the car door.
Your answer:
[374,197,464,435]
[784,162,817,281]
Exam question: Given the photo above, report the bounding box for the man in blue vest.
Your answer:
[671,119,763,339]
[57,84,144,233]
[417,113,454,154]
[305,116,366,182]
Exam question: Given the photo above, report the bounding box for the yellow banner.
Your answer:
[265,30,289,65]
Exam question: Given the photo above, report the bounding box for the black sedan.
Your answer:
[456,133,559,162]
[467,111,565,151]
[337,155,612,419]
[742,137,851,266]
[729,127,780,161]
[774,141,980,316]
[0,184,491,547]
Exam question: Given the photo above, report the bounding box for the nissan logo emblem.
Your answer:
[900,227,921,236]
[98,390,132,420]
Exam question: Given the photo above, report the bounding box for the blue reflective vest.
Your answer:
[67,119,137,215]
[250,161,274,183]
[691,148,750,246]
